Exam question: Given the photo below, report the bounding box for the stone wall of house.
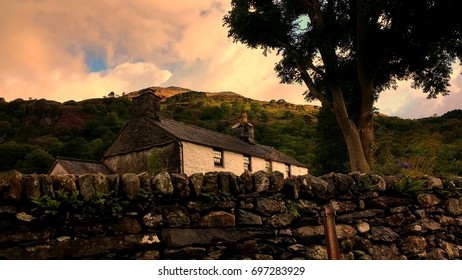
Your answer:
[0,170,461,260]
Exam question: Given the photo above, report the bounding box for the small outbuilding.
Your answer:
[48,157,113,175]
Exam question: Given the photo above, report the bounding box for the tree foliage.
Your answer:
[224,0,462,172]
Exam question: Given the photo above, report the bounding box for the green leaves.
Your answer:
[31,190,128,218]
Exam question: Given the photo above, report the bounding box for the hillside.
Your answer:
[0,87,461,176]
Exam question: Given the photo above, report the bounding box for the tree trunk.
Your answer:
[331,87,370,173]
[358,81,375,167]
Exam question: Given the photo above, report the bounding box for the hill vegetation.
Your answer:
[0,88,461,177]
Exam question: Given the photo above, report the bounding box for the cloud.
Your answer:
[0,0,460,118]
[376,63,462,118]
[1,62,171,102]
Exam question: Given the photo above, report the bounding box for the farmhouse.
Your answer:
[49,88,309,177]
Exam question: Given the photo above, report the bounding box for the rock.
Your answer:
[401,236,427,255]
[78,174,95,201]
[447,198,462,215]
[367,244,402,260]
[337,209,385,222]
[108,174,120,197]
[354,236,372,251]
[330,200,357,213]
[417,194,441,208]
[139,234,161,245]
[236,209,262,226]
[369,174,387,191]
[137,172,153,191]
[16,212,35,222]
[297,199,321,215]
[305,245,328,260]
[51,174,77,194]
[203,172,218,194]
[283,177,300,199]
[385,213,406,227]
[336,224,357,239]
[164,247,206,259]
[0,170,24,202]
[23,174,41,199]
[266,213,295,228]
[293,225,324,242]
[155,205,190,227]
[269,171,285,192]
[252,171,269,192]
[334,173,358,196]
[441,241,459,259]
[197,211,235,228]
[228,173,241,195]
[0,206,17,214]
[217,172,231,194]
[121,173,140,200]
[299,174,331,200]
[367,226,399,242]
[255,197,285,216]
[356,221,370,234]
[142,213,163,228]
[288,244,307,253]
[40,174,54,197]
[420,218,442,231]
[189,173,204,197]
[133,250,160,260]
[427,248,446,260]
[439,215,455,226]
[93,173,111,194]
[240,170,253,193]
[112,217,142,234]
[421,176,443,190]
[234,240,257,254]
[253,254,273,260]
[171,173,190,199]
[56,236,71,242]
[367,196,413,208]
[162,228,237,247]
[153,171,174,196]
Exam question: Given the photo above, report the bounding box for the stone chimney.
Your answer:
[232,112,255,144]
[131,88,162,120]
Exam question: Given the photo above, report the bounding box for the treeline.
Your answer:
[0,93,461,177]
[0,97,130,173]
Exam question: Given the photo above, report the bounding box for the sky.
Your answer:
[1,0,461,119]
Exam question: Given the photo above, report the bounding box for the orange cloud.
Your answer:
[0,0,460,118]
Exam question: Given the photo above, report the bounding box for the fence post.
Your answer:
[321,204,340,260]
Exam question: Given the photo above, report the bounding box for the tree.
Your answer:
[224,0,462,172]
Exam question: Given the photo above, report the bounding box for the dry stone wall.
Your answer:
[1,170,462,260]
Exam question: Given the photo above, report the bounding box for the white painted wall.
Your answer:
[181,141,308,177]
[182,141,243,175]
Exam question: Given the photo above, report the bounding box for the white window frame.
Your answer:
[213,148,224,167]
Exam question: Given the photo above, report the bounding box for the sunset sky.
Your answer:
[1,0,461,119]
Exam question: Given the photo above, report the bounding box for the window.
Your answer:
[265,160,272,173]
[285,164,291,178]
[243,155,251,171]
[213,149,223,167]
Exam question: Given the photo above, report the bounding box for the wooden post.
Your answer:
[321,204,340,260]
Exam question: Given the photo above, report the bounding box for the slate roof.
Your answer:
[49,157,113,175]
[104,116,308,168]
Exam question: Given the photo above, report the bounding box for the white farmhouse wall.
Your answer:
[290,165,309,176]
[181,141,308,177]
[251,157,268,173]
[182,141,243,175]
